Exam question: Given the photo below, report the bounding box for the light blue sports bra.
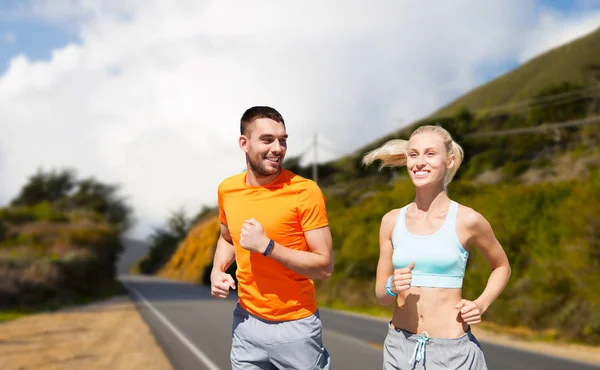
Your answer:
[391,201,468,288]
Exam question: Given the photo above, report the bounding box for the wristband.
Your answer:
[263,239,275,256]
[385,276,397,297]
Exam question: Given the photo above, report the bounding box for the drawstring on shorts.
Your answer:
[409,331,429,365]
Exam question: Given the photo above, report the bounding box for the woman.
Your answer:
[363,125,511,370]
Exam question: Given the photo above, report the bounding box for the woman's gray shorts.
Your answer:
[383,324,488,370]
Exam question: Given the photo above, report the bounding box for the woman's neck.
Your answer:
[413,185,449,213]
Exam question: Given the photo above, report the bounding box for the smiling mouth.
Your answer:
[413,170,429,178]
[266,156,280,164]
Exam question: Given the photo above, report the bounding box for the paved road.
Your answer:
[120,275,600,370]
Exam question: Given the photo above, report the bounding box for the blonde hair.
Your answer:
[362,125,464,186]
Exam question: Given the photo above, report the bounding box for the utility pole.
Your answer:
[312,133,318,183]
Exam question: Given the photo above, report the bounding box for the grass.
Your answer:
[318,299,393,319]
[0,280,127,324]
[0,309,35,322]
[477,322,561,343]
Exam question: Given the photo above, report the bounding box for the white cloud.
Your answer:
[1,0,599,238]
[519,7,600,62]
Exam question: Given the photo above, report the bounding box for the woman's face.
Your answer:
[406,132,452,189]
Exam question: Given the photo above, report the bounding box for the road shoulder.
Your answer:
[0,294,173,370]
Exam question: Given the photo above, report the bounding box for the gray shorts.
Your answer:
[231,303,331,370]
[383,325,487,370]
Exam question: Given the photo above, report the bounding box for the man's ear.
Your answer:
[239,135,249,153]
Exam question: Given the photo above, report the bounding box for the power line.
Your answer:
[318,142,346,157]
[471,85,600,116]
[292,134,349,183]
[296,143,314,159]
[465,115,600,138]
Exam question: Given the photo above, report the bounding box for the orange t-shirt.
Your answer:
[217,169,329,321]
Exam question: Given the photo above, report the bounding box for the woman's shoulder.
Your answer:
[454,201,489,230]
[380,207,405,226]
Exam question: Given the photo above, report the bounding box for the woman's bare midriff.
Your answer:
[391,286,469,338]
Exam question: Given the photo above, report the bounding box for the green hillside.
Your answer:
[431,27,600,117]
[0,169,131,315]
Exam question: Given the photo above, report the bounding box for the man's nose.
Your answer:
[272,140,283,152]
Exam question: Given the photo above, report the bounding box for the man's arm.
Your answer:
[240,219,333,280]
[268,226,333,280]
[213,222,236,273]
[210,223,237,298]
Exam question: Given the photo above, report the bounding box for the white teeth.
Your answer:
[415,171,428,176]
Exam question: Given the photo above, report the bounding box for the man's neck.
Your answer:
[245,168,283,186]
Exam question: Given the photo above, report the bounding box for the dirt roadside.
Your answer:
[0,295,173,370]
[471,326,600,367]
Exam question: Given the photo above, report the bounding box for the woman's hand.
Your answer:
[455,299,483,325]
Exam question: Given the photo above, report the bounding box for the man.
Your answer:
[210,106,334,370]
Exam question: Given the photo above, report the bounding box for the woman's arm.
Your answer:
[376,209,400,306]
[457,208,511,323]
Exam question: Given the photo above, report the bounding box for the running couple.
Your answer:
[210,106,511,370]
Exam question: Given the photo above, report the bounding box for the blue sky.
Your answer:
[1,1,599,237]
[0,20,73,71]
[1,1,598,78]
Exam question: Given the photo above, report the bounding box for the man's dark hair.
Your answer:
[240,106,285,135]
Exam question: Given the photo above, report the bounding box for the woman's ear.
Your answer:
[446,154,455,169]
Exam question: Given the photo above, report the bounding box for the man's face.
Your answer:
[239,118,288,177]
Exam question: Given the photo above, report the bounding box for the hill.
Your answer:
[0,169,131,311]
[432,27,600,117]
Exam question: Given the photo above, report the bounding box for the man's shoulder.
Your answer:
[282,169,320,190]
[281,170,325,203]
[218,172,246,192]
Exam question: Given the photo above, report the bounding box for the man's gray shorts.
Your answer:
[383,324,488,370]
[231,303,331,370]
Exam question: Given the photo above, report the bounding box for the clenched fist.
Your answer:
[389,261,415,294]
[210,270,236,299]
[240,218,270,254]
[455,299,483,325]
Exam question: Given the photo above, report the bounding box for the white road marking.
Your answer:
[124,283,221,370]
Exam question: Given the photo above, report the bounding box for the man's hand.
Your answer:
[240,218,270,254]
[390,261,415,294]
[455,299,483,325]
[210,270,236,299]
